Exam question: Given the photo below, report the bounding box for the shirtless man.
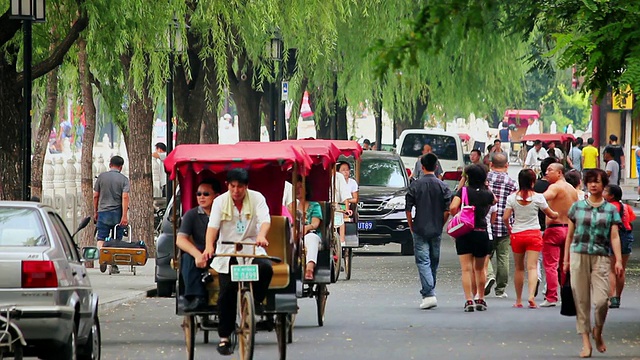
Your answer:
[541,163,578,307]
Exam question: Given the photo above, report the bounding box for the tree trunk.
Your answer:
[122,53,156,256]
[373,97,383,148]
[413,95,428,129]
[31,67,58,199]
[0,53,23,200]
[308,89,331,139]
[288,77,308,140]
[337,101,348,140]
[228,50,262,141]
[77,37,98,259]
[200,105,218,144]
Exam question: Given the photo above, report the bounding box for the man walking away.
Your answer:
[406,153,452,309]
[412,144,443,181]
[486,153,518,297]
[604,134,624,184]
[604,148,620,186]
[581,137,598,174]
[93,155,130,274]
[567,138,583,172]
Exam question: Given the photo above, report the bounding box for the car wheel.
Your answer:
[79,317,100,360]
[156,280,175,297]
[400,241,414,256]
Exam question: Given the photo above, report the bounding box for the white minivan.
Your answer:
[396,129,465,175]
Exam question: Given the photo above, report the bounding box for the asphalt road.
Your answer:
[99,235,640,360]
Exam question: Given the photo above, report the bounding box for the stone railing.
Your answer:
[40,139,165,231]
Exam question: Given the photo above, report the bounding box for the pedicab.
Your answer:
[519,133,576,169]
[281,139,345,327]
[163,142,313,360]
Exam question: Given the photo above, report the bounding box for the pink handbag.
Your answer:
[446,187,475,238]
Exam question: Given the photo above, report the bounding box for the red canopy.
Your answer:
[281,140,343,169]
[520,133,576,143]
[295,138,363,159]
[504,109,540,128]
[457,133,470,141]
[164,142,313,213]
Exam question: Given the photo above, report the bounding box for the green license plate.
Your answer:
[231,264,259,282]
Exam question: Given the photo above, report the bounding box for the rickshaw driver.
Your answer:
[203,169,274,356]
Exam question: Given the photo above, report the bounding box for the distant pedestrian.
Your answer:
[485,152,517,298]
[153,142,168,195]
[603,147,619,186]
[563,169,623,358]
[565,169,586,200]
[524,140,548,172]
[503,169,558,308]
[362,139,371,150]
[567,138,583,171]
[449,164,495,312]
[603,134,624,184]
[412,144,443,181]
[405,153,452,310]
[93,155,130,274]
[581,138,598,176]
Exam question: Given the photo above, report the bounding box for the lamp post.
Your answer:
[11,0,46,201]
[165,20,181,204]
[268,33,283,141]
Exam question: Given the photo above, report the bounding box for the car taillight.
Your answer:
[22,260,58,288]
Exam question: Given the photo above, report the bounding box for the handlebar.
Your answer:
[212,253,282,264]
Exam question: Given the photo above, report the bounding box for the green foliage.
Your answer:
[540,84,591,132]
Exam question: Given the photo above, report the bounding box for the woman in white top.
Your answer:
[503,169,558,308]
[337,161,357,244]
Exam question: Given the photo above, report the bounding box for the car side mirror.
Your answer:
[82,246,100,261]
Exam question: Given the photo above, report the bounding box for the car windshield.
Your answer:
[0,208,48,246]
[400,134,458,160]
[360,158,406,188]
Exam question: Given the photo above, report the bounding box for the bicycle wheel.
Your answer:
[275,313,287,360]
[182,315,196,360]
[238,289,255,360]
[331,234,341,282]
[316,284,328,327]
[343,248,353,280]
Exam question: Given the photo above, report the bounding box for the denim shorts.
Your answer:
[96,209,124,241]
[620,229,634,255]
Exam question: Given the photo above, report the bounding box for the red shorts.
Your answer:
[510,229,543,253]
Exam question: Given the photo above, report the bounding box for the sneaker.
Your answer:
[495,292,508,299]
[540,300,557,307]
[420,296,438,310]
[484,278,496,296]
[609,297,620,309]
[475,299,487,311]
[464,300,475,312]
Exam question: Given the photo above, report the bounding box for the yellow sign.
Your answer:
[612,86,633,110]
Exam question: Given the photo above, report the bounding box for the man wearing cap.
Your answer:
[524,140,549,172]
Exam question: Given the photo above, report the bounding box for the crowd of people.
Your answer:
[405,147,633,358]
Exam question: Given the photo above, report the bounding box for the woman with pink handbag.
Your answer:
[449,164,496,312]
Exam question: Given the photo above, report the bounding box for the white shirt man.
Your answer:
[525,142,549,169]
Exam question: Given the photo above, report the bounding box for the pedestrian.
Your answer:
[563,169,624,358]
[567,138,583,171]
[603,147,619,186]
[498,120,511,153]
[405,153,452,310]
[337,161,359,245]
[449,164,495,312]
[547,141,564,160]
[534,157,559,298]
[472,203,497,300]
[565,169,586,200]
[456,149,486,194]
[540,163,578,307]
[485,152,517,298]
[93,155,130,274]
[362,139,371,150]
[581,138,598,177]
[176,179,222,312]
[524,140,549,172]
[603,134,624,184]
[412,144,443,180]
[602,184,634,309]
[503,169,558,308]
[152,142,168,195]
[203,168,273,356]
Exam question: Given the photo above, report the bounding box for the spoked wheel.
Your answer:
[287,314,295,344]
[316,284,328,327]
[343,248,353,280]
[331,235,342,282]
[238,290,255,360]
[275,313,287,360]
[182,315,196,360]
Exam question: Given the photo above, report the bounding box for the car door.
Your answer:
[48,213,93,334]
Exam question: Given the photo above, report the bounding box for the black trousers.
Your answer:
[217,258,273,338]
[180,253,207,298]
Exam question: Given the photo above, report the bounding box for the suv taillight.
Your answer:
[22,260,58,288]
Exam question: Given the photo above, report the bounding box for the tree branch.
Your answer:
[0,9,23,47]
[16,11,89,86]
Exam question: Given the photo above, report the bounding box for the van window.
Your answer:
[400,134,458,160]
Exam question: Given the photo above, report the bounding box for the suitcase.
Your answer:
[99,225,148,275]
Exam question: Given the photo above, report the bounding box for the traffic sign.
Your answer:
[281,81,289,101]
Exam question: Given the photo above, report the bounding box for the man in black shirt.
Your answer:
[405,153,452,310]
[176,178,222,311]
[603,134,625,184]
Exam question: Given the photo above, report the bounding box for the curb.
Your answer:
[99,286,157,313]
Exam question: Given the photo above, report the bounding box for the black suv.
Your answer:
[357,151,413,255]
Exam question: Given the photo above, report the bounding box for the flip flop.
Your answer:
[512,303,523,308]
[528,300,538,309]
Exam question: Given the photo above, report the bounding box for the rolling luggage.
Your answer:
[99,225,148,275]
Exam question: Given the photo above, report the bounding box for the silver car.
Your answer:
[0,202,100,359]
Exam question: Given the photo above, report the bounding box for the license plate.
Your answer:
[357,221,374,231]
[231,264,259,282]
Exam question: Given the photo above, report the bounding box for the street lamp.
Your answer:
[165,19,182,204]
[268,32,283,141]
[11,0,46,201]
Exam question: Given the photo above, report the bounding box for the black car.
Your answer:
[357,151,413,255]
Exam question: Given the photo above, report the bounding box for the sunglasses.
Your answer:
[196,192,211,197]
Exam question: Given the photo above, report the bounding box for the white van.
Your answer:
[396,129,465,175]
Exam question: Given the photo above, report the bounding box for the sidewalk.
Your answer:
[86,259,158,313]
